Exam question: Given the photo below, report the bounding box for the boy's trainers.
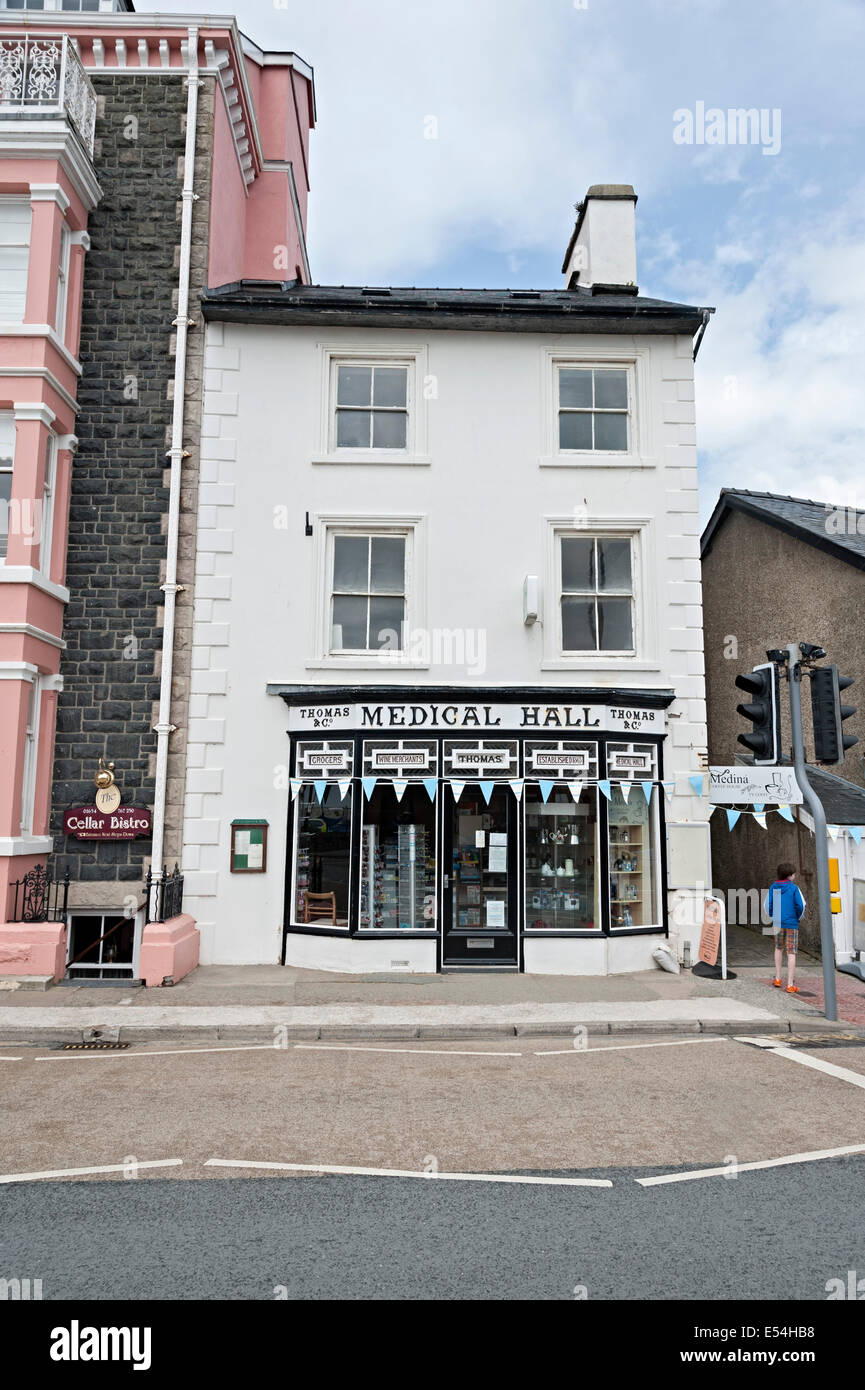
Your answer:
[786,984,800,994]
[772,978,782,988]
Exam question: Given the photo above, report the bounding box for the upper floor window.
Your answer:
[0,199,32,324]
[55,223,70,338]
[560,535,634,653]
[330,531,407,653]
[0,414,14,561]
[335,364,408,450]
[558,366,629,452]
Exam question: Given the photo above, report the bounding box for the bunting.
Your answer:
[337,777,351,801]
[619,781,632,804]
[640,781,653,805]
[850,827,863,846]
[392,778,408,802]
[422,777,438,802]
[776,805,795,823]
[451,780,465,804]
[362,777,377,800]
[538,780,555,804]
[663,781,676,802]
[726,809,741,831]
[509,779,524,800]
[479,781,494,805]
[597,779,612,801]
[568,779,583,804]
[313,779,327,804]
[289,777,302,801]
[752,812,767,830]
[688,774,705,797]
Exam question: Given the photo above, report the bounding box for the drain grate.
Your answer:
[53,1041,131,1051]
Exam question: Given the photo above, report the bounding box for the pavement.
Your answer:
[0,925,863,1043]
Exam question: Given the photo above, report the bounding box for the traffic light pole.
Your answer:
[786,642,838,1021]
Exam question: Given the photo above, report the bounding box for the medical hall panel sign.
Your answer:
[288,702,664,734]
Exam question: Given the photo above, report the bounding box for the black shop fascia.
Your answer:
[269,685,674,969]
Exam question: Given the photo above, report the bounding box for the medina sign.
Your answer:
[709,766,802,805]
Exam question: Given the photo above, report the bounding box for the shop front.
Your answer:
[275,690,672,974]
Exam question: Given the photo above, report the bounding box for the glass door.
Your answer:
[443,786,518,966]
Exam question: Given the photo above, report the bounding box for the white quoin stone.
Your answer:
[563,185,638,290]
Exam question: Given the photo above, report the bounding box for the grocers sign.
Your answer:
[63,806,153,841]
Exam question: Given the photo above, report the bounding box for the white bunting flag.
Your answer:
[509,779,524,800]
[289,778,303,801]
[337,778,351,801]
[451,780,465,804]
[392,778,408,802]
[568,780,584,804]
[619,781,632,803]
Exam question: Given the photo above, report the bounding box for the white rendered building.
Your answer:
[182,185,714,974]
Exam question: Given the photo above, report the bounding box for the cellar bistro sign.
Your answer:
[288,702,664,733]
[63,806,153,840]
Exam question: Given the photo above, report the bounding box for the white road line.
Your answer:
[294,1044,523,1057]
[0,1056,22,1062]
[760,1044,865,1091]
[205,1157,613,1188]
[0,1158,183,1185]
[636,1141,865,1188]
[535,1036,729,1056]
[35,1043,283,1061]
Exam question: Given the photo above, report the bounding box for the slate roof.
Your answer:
[202,282,711,337]
[737,755,865,824]
[702,489,865,570]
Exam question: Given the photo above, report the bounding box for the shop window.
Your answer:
[330,531,407,653]
[525,783,600,930]
[293,783,353,927]
[560,534,634,654]
[39,434,56,576]
[0,413,13,561]
[334,362,408,450]
[558,366,629,452]
[0,199,31,323]
[606,742,660,929]
[359,783,436,930]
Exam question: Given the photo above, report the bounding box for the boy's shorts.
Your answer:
[775,928,798,952]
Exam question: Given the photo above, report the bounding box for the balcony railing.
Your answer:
[0,34,96,157]
[144,865,185,924]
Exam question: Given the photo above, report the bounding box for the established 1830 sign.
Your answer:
[63,758,153,841]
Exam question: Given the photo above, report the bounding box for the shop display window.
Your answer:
[359,784,436,930]
[606,742,660,929]
[294,784,353,926]
[524,785,599,930]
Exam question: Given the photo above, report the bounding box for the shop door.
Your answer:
[443,786,518,966]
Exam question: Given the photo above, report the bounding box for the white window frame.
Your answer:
[19,674,41,835]
[308,512,428,670]
[0,196,32,326]
[542,515,657,670]
[314,343,431,465]
[39,433,57,578]
[539,347,656,468]
[55,221,71,339]
[0,411,13,565]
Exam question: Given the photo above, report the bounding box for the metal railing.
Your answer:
[144,865,184,924]
[0,34,96,157]
[10,866,70,923]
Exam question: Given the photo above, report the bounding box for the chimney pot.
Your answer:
[563,185,638,291]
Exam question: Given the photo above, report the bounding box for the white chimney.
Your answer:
[562,185,638,290]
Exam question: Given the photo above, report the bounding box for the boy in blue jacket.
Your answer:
[765,861,805,994]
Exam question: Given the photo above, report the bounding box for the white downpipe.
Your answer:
[150,26,200,880]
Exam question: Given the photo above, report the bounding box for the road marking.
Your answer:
[35,1043,283,1061]
[760,1044,865,1091]
[294,1044,523,1057]
[205,1157,612,1188]
[0,1158,183,1185]
[0,1056,22,1062]
[535,1036,729,1056]
[636,1141,865,1187]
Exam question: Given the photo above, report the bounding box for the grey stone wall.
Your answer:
[50,73,213,892]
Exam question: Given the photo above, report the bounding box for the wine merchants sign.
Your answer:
[288,702,664,734]
[63,806,153,841]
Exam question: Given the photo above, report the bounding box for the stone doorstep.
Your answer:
[0,1018,845,1047]
[0,976,54,992]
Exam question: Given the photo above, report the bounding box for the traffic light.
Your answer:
[810,664,858,764]
[735,661,781,764]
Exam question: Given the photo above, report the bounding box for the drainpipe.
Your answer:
[150,26,200,878]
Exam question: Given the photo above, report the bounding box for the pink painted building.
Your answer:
[0,1,314,982]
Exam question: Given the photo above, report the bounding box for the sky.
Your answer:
[159,0,865,519]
